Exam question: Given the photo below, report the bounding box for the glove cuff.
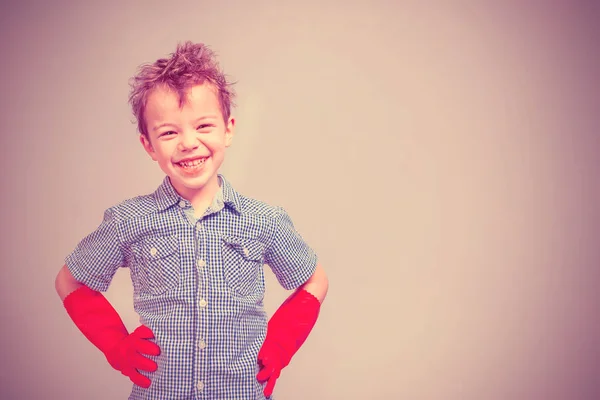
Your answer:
[63,286,129,363]
[264,288,321,367]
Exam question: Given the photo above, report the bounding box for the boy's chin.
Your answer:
[170,173,217,191]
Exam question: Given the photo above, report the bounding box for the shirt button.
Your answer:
[197,259,206,268]
[199,299,208,308]
[197,381,204,391]
[179,200,186,208]
[149,247,157,256]
[243,247,250,257]
[199,339,206,349]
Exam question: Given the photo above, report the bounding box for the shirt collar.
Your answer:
[153,174,242,213]
[219,175,243,213]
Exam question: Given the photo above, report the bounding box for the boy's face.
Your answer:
[140,83,234,200]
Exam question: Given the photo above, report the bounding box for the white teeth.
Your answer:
[178,158,206,168]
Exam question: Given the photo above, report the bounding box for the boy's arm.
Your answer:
[55,264,84,300]
[56,265,160,388]
[297,262,329,302]
[256,207,327,396]
[257,263,328,397]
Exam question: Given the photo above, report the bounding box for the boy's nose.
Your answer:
[178,131,200,151]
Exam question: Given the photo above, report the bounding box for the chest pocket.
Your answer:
[132,235,180,296]
[221,235,265,301]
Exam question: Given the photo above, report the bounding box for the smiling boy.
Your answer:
[55,41,328,400]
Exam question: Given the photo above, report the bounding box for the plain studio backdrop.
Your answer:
[1,1,599,399]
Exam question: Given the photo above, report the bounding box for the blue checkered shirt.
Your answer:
[65,175,318,400]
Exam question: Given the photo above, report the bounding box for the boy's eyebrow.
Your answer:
[193,116,218,124]
[153,122,178,132]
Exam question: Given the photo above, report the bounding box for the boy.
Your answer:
[55,41,328,400]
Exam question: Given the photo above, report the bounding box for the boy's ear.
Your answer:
[139,134,157,161]
[225,117,235,147]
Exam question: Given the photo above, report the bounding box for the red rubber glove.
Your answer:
[63,285,160,388]
[256,289,321,397]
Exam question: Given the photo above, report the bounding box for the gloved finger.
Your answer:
[131,353,158,372]
[263,371,280,397]
[128,370,152,388]
[257,341,276,360]
[257,351,274,369]
[133,338,161,356]
[132,325,155,339]
[257,347,267,362]
[256,363,275,382]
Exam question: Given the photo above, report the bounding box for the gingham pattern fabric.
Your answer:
[65,175,318,400]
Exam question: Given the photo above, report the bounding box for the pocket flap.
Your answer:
[222,235,265,262]
[135,235,178,260]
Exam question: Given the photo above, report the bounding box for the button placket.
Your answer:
[195,223,208,309]
[193,219,209,390]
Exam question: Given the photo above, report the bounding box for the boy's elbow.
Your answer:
[55,264,83,301]
[315,262,329,288]
[319,266,329,300]
[54,266,64,294]
[302,263,329,303]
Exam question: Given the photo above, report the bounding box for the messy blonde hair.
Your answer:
[128,41,236,137]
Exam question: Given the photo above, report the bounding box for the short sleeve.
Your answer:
[264,208,318,290]
[64,207,125,292]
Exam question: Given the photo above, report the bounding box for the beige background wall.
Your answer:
[1,1,599,399]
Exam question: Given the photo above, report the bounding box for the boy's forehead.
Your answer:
[145,83,221,120]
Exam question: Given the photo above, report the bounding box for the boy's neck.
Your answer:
[178,175,221,218]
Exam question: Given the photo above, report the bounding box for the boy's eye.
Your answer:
[197,124,213,130]
[161,131,176,137]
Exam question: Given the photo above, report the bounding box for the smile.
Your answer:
[176,157,207,167]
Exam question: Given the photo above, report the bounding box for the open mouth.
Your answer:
[175,157,208,173]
